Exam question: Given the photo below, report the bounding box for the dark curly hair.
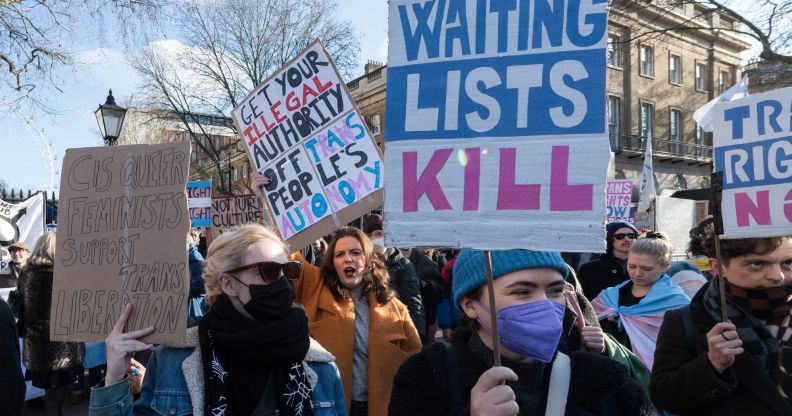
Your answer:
[686,217,714,257]
[320,227,394,305]
[701,225,790,265]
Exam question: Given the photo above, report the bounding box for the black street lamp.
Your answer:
[219,159,233,195]
[95,89,127,146]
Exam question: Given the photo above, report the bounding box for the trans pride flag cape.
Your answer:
[592,274,690,370]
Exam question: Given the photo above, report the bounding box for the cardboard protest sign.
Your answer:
[50,142,191,343]
[206,194,263,244]
[606,180,633,223]
[232,40,383,251]
[385,0,610,251]
[187,180,212,227]
[0,193,45,271]
[713,87,792,239]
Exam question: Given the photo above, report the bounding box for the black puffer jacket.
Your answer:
[389,326,657,415]
[578,253,629,301]
[409,251,445,331]
[385,248,425,334]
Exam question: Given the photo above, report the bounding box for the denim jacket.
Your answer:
[89,327,347,416]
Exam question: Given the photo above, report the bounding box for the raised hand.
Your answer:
[105,303,155,387]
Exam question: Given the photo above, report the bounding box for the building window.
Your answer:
[696,124,707,157]
[669,54,682,85]
[607,34,622,67]
[695,62,707,91]
[673,174,687,189]
[640,45,654,76]
[719,71,730,94]
[641,102,654,141]
[369,114,381,135]
[607,96,621,143]
[670,109,682,154]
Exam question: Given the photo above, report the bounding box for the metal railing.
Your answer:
[609,133,712,161]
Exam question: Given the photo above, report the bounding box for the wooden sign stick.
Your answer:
[483,250,502,367]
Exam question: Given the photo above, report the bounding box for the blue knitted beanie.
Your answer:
[452,249,569,307]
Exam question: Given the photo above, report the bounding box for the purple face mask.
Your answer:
[477,300,566,363]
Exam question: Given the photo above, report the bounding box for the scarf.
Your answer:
[703,280,792,373]
[199,294,313,416]
[592,274,690,369]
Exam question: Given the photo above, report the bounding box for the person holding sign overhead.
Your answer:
[651,230,792,415]
[89,224,347,416]
[389,249,655,415]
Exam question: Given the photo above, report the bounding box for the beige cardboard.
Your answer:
[50,141,191,344]
[232,39,385,252]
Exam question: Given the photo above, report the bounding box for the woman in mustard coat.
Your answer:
[294,227,421,416]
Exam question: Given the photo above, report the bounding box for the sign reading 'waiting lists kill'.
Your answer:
[232,40,383,250]
[384,0,611,252]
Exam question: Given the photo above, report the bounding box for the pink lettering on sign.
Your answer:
[463,148,481,211]
[497,148,540,210]
[734,190,771,226]
[785,189,792,223]
[550,146,593,211]
[403,149,453,212]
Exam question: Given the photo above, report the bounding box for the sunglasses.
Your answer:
[645,231,666,239]
[225,261,302,284]
[613,233,638,241]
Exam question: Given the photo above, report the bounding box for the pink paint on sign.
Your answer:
[550,146,593,211]
[735,190,771,226]
[463,148,481,211]
[402,149,453,212]
[497,148,540,210]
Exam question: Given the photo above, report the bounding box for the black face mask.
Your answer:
[238,276,294,322]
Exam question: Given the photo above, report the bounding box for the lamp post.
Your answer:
[218,159,233,195]
[95,89,127,146]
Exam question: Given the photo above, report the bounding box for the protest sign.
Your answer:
[606,180,633,223]
[384,0,610,251]
[206,194,264,244]
[187,180,212,227]
[232,40,384,251]
[50,142,191,343]
[0,193,45,271]
[713,87,792,239]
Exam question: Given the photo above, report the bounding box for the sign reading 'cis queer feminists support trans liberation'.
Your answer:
[385,0,610,251]
[232,41,384,250]
[713,87,792,239]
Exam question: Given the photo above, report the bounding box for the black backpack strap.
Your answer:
[679,305,697,353]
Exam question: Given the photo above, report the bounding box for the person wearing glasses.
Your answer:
[651,231,792,415]
[292,227,422,416]
[592,236,690,370]
[90,224,347,416]
[578,222,639,301]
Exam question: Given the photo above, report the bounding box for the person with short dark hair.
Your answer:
[578,222,638,301]
[651,231,792,415]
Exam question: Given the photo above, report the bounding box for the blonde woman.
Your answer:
[90,224,346,415]
[593,237,690,369]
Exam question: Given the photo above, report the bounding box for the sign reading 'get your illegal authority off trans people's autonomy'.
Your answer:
[232,41,384,251]
[385,0,611,251]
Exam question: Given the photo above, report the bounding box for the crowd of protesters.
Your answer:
[1,173,790,415]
